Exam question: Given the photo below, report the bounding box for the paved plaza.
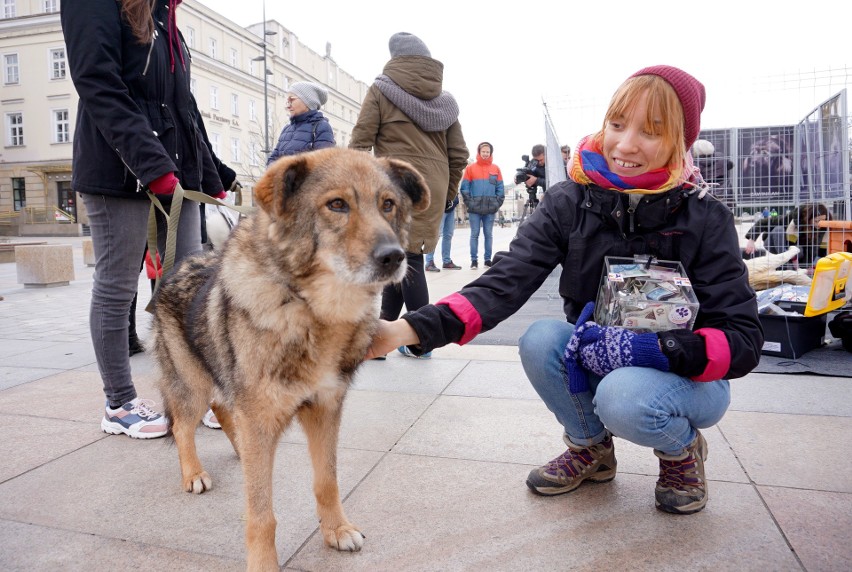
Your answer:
[0,224,850,571]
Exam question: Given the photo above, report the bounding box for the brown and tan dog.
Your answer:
[151,148,429,570]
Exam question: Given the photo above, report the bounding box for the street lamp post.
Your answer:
[251,1,277,155]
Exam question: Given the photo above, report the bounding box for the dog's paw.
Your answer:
[183,471,212,494]
[325,524,365,552]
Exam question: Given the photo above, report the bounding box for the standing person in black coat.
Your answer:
[367,65,762,515]
[62,0,234,439]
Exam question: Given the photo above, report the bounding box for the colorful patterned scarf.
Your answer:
[568,135,697,194]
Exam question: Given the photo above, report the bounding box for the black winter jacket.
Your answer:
[62,0,224,199]
[404,180,763,381]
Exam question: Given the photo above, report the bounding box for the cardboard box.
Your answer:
[760,301,826,358]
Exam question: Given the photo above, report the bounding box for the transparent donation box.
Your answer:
[594,255,700,333]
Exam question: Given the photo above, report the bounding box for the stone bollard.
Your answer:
[15,244,75,287]
[82,238,96,267]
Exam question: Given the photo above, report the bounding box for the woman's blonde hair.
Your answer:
[121,0,155,44]
[594,75,685,169]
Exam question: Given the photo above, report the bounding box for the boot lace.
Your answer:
[546,447,596,479]
[658,454,702,491]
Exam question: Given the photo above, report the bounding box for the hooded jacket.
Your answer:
[460,145,504,215]
[62,0,224,198]
[266,110,335,166]
[403,180,763,382]
[349,55,469,254]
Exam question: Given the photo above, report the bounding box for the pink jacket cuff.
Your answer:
[691,328,731,382]
[436,293,482,345]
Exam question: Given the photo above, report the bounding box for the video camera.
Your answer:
[514,154,540,188]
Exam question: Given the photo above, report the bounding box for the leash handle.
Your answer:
[143,185,255,312]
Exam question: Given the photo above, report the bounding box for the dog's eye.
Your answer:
[382,199,395,213]
[327,198,349,213]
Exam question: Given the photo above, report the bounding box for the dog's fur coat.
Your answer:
[152,148,429,571]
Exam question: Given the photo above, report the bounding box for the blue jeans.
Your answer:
[468,212,495,262]
[518,319,730,455]
[425,210,456,266]
[82,193,201,408]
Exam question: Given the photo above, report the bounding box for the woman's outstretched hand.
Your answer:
[364,319,421,361]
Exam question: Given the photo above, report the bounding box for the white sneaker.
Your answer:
[101,397,169,439]
[202,408,221,430]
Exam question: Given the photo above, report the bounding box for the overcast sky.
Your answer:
[197,0,851,171]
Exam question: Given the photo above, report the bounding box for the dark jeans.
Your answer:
[82,193,201,408]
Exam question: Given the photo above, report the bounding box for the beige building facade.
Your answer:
[0,0,369,236]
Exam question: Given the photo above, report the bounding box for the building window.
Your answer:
[12,177,25,211]
[190,78,197,97]
[3,0,16,19]
[50,48,66,80]
[210,132,220,156]
[249,141,259,167]
[283,75,290,91]
[53,109,69,143]
[231,93,239,116]
[249,99,256,122]
[186,26,195,48]
[230,137,240,162]
[6,112,23,146]
[43,0,58,13]
[209,38,217,59]
[210,86,218,109]
[4,53,19,84]
[230,48,237,67]
[249,58,256,76]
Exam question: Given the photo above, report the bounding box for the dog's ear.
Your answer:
[381,158,431,213]
[254,156,311,216]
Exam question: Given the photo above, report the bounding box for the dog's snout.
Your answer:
[374,243,405,270]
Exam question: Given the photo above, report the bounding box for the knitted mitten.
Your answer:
[562,302,598,394]
[578,322,670,378]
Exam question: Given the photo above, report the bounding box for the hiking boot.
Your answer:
[202,408,221,429]
[654,430,708,515]
[470,261,478,269]
[443,262,462,270]
[526,432,617,496]
[425,261,440,272]
[398,345,432,359]
[101,397,169,439]
[484,260,493,267]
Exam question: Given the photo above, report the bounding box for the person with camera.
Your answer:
[526,144,547,202]
[365,65,761,515]
[461,142,504,269]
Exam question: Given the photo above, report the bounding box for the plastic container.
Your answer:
[760,301,827,358]
[594,255,700,333]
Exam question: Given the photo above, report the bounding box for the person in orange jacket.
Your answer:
[460,142,504,268]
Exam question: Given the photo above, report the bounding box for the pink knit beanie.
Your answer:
[630,65,706,148]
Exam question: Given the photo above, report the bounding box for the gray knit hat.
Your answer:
[389,32,431,58]
[288,81,328,111]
